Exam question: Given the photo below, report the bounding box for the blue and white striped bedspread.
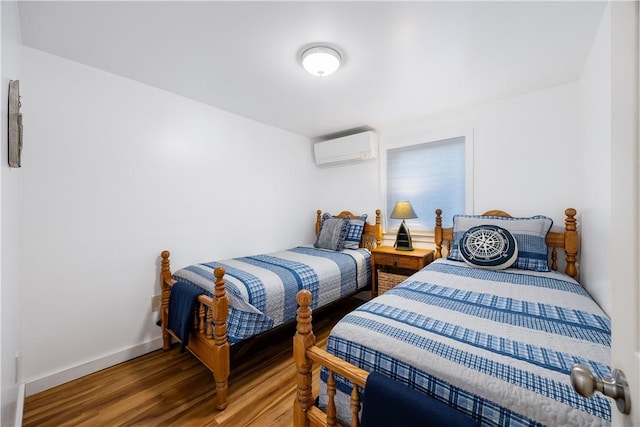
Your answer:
[172,246,371,343]
[322,258,611,426]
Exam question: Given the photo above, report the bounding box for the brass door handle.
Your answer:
[570,364,631,414]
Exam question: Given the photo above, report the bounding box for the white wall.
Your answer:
[360,10,620,320]
[578,5,612,315]
[376,83,582,228]
[1,1,24,425]
[315,83,583,244]
[19,47,314,394]
[313,159,380,220]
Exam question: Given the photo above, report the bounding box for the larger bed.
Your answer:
[293,208,612,427]
[160,209,382,411]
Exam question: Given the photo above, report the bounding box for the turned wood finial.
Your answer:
[161,250,171,277]
[295,289,315,341]
[296,289,313,335]
[564,208,579,278]
[565,208,577,231]
[435,209,443,259]
[160,250,174,286]
[214,266,226,296]
[316,210,323,236]
[160,250,173,351]
[297,288,312,306]
[374,209,382,247]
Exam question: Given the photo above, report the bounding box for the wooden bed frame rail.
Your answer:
[293,208,580,427]
[160,251,230,410]
[160,209,381,412]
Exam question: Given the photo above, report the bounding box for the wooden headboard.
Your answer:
[316,209,382,250]
[434,208,579,278]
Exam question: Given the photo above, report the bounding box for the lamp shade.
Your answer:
[301,46,341,77]
[390,201,418,220]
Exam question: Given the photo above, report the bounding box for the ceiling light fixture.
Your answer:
[301,46,342,77]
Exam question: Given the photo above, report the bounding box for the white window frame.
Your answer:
[380,128,475,245]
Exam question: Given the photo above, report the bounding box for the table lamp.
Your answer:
[390,201,418,251]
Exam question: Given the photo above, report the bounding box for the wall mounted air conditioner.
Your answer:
[314,131,379,166]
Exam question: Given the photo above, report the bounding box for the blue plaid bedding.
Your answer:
[172,246,370,343]
[321,259,611,426]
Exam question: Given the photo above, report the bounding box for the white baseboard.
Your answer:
[14,382,25,427]
[25,338,163,396]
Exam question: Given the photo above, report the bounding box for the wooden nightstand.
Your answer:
[371,246,435,297]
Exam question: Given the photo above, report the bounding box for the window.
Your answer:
[386,135,471,231]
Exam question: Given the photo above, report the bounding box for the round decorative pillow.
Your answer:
[459,225,518,270]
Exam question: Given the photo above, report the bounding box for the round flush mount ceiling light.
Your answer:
[301,46,342,77]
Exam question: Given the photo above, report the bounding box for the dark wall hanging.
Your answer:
[8,80,22,167]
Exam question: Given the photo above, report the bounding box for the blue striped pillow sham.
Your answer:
[343,214,368,249]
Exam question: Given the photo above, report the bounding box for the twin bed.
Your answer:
[159,206,610,425]
[293,208,612,426]
[159,209,382,410]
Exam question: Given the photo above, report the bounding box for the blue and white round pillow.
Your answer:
[459,225,518,270]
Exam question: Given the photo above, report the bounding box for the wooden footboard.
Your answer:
[158,208,380,414]
[294,290,369,427]
[160,250,230,410]
[294,208,582,426]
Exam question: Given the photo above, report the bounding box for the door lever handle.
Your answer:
[570,363,631,414]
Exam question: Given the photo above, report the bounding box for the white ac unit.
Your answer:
[314,131,379,166]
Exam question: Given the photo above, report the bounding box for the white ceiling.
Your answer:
[17,1,607,138]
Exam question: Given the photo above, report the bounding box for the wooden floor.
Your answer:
[22,295,366,427]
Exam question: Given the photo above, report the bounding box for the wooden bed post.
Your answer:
[212,266,230,411]
[316,210,322,236]
[434,209,443,259]
[374,209,382,247]
[293,290,315,427]
[564,208,579,278]
[160,250,176,351]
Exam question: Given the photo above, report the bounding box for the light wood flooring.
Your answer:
[22,295,366,427]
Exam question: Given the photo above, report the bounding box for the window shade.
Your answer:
[387,136,465,230]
